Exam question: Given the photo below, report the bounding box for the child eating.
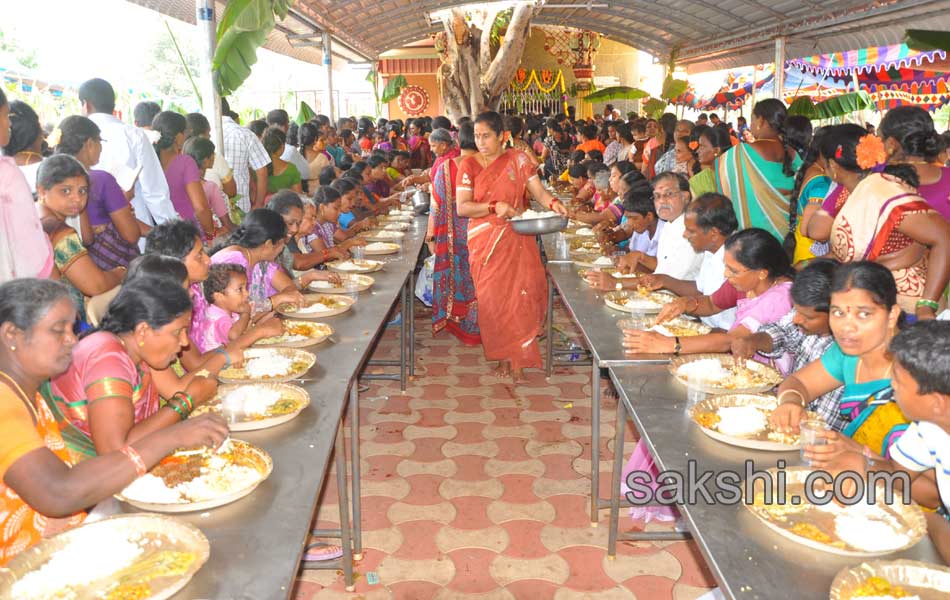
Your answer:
[194,263,283,353]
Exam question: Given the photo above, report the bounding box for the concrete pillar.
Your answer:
[196,0,222,150]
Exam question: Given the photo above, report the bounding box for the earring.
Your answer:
[9,346,15,352]
[138,340,145,348]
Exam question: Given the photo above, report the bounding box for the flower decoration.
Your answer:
[855,134,887,170]
[46,127,62,148]
[688,141,699,151]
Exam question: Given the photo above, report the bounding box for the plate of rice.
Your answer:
[253,320,333,348]
[277,294,354,319]
[326,259,384,273]
[218,347,315,384]
[0,514,209,600]
[363,242,401,256]
[604,289,676,314]
[117,439,273,512]
[308,274,374,294]
[689,394,801,451]
[192,382,310,431]
[669,353,783,394]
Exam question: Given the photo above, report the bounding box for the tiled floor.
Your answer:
[293,300,717,599]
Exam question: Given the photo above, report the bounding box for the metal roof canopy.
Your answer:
[291,0,950,73]
[127,0,372,64]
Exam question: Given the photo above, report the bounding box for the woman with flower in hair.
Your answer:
[822,124,950,319]
[672,135,700,176]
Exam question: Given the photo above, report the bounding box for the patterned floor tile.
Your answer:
[295,304,719,598]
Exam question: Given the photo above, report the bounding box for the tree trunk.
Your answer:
[437,5,535,121]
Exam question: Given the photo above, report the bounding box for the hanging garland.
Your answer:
[509,69,566,94]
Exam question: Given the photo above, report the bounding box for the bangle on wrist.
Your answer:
[488,201,498,215]
[213,347,232,369]
[173,391,194,412]
[119,445,147,477]
[777,389,806,406]
[916,298,939,311]
[167,398,187,420]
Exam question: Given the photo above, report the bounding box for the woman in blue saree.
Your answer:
[426,127,480,345]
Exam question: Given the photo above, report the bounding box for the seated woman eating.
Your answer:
[622,228,793,367]
[210,208,305,315]
[771,261,910,456]
[0,278,228,565]
[35,155,126,315]
[43,279,220,460]
[571,166,623,227]
[144,220,259,373]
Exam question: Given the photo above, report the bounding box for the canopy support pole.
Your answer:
[773,37,786,103]
[323,31,336,123]
[197,0,222,150]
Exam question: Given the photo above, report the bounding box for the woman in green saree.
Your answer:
[714,99,802,241]
[771,262,909,458]
[688,125,732,197]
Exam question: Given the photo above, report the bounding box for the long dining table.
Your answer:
[534,225,943,598]
[111,213,428,599]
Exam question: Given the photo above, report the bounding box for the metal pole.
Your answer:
[774,37,786,104]
[322,31,336,123]
[196,0,222,150]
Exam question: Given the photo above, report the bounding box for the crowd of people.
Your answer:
[0,74,949,571]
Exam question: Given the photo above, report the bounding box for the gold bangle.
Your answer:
[777,389,806,406]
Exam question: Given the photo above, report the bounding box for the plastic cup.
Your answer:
[686,372,707,408]
[555,233,570,261]
[799,419,830,466]
[351,246,365,261]
[342,276,360,301]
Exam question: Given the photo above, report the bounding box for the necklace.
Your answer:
[856,356,894,383]
[0,371,39,423]
[15,151,42,164]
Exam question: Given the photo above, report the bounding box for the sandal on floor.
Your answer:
[303,542,343,562]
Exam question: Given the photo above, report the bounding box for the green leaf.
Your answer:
[788,91,873,120]
[642,98,668,119]
[582,86,650,103]
[660,77,688,101]
[904,29,950,52]
[216,0,254,42]
[295,101,317,125]
[381,75,408,104]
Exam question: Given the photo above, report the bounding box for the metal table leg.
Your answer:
[408,277,415,377]
[399,280,408,391]
[545,276,555,378]
[608,394,627,557]
[334,424,354,588]
[349,383,362,560]
[589,360,601,525]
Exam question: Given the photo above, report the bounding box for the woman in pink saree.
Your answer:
[456,112,568,382]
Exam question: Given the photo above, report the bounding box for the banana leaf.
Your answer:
[295,101,317,125]
[904,29,950,52]
[660,77,688,101]
[216,0,254,42]
[381,75,408,104]
[642,98,668,119]
[582,86,649,103]
[787,91,873,120]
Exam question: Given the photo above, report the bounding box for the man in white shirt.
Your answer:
[267,108,310,183]
[640,192,738,330]
[619,171,702,280]
[79,78,174,229]
[221,98,270,211]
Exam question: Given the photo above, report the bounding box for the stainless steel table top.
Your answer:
[540,235,670,365]
[608,364,941,600]
[119,217,427,600]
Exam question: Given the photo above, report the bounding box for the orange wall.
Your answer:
[385,74,444,120]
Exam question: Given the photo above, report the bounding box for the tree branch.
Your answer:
[483,4,535,99]
[479,8,500,74]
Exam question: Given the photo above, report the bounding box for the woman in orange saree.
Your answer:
[456,112,569,382]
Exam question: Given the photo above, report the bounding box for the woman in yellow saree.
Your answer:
[714,99,802,242]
